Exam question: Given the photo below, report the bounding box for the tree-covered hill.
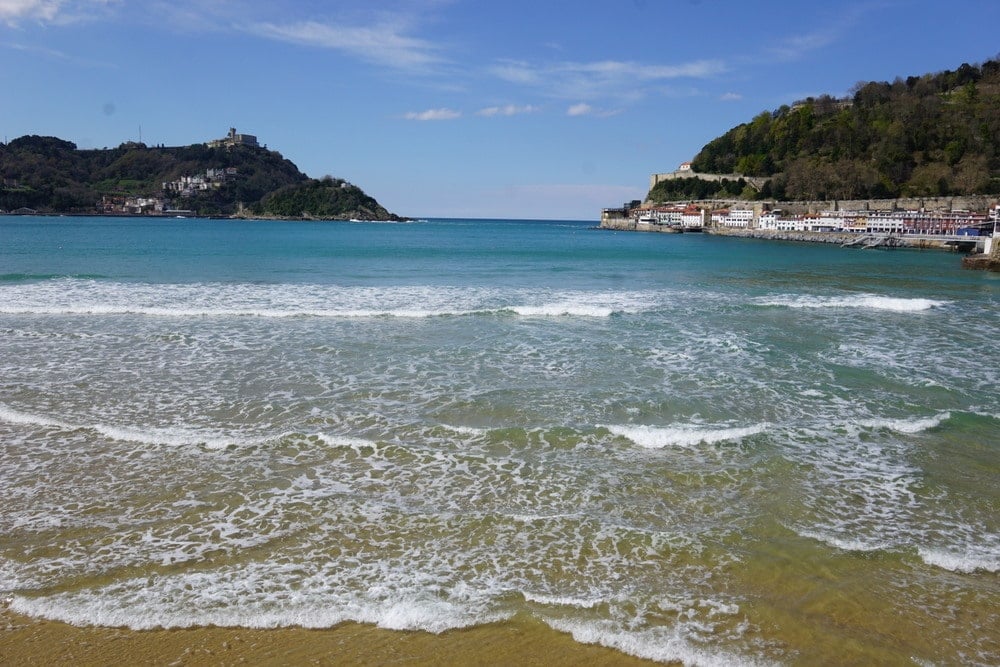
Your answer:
[258,176,402,220]
[0,136,400,219]
[649,58,1000,202]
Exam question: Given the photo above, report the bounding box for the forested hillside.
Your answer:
[0,136,401,219]
[650,58,1000,202]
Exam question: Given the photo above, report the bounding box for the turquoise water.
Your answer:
[1,216,998,664]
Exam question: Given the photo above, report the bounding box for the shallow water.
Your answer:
[1,217,998,664]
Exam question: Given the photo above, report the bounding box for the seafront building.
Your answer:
[613,203,994,236]
[604,163,999,239]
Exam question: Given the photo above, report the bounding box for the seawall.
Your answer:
[706,227,974,250]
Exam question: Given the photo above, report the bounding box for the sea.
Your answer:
[1,215,998,665]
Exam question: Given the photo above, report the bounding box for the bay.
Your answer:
[1,216,998,665]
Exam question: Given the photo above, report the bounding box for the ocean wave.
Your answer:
[917,547,1000,574]
[0,304,485,318]
[756,293,947,312]
[857,412,950,434]
[0,404,257,450]
[544,617,767,667]
[0,405,387,452]
[6,564,510,635]
[793,527,893,553]
[604,423,769,449]
[0,280,656,320]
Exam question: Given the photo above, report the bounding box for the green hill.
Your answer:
[649,58,1000,202]
[0,135,401,219]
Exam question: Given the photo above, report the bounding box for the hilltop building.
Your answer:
[207,128,259,149]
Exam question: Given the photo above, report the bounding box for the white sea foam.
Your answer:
[858,412,950,434]
[0,403,258,449]
[510,303,616,317]
[315,433,380,450]
[604,423,769,449]
[794,528,892,553]
[443,424,489,436]
[917,548,1000,574]
[0,404,70,430]
[0,280,658,320]
[6,561,510,635]
[757,293,947,312]
[544,618,767,667]
[522,591,605,609]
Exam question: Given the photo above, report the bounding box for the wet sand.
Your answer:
[1,607,661,666]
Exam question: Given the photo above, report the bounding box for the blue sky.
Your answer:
[2,1,998,219]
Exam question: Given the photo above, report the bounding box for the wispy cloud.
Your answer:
[476,104,538,117]
[403,108,461,121]
[0,0,60,24]
[566,103,621,118]
[760,3,883,63]
[490,57,726,101]
[0,0,114,26]
[246,18,444,72]
[765,27,842,62]
[719,92,742,101]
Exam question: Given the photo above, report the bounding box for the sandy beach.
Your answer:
[1,607,660,666]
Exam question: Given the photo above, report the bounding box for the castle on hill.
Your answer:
[206,127,258,149]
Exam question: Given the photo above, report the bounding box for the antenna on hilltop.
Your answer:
[139,124,142,144]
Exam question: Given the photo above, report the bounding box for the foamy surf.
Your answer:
[917,548,1000,574]
[756,293,947,312]
[793,528,893,553]
[0,280,658,320]
[604,423,769,449]
[0,404,257,449]
[521,592,605,609]
[544,617,768,667]
[858,412,950,434]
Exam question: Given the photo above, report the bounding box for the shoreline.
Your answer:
[0,607,658,666]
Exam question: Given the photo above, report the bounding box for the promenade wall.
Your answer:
[705,227,969,250]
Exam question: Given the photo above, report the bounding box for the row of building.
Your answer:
[627,203,999,236]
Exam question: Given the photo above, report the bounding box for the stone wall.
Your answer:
[649,171,769,192]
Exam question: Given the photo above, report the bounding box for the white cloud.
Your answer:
[247,19,444,72]
[403,108,461,121]
[719,92,742,101]
[0,0,111,25]
[476,104,537,117]
[0,0,60,24]
[566,103,621,118]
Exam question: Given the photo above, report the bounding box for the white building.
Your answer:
[723,208,754,228]
[758,211,779,230]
